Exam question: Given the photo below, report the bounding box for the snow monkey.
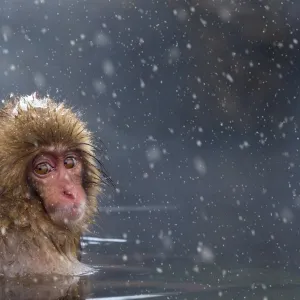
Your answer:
[0,93,104,277]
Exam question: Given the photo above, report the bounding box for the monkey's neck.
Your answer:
[0,215,92,277]
[0,198,93,277]
[0,226,92,277]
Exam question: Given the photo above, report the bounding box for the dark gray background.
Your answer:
[1,0,300,269]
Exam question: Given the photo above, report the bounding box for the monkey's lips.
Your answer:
[47,200,86,224]
[66,203,85,220]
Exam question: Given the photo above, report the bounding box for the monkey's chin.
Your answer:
[48,202,86,229]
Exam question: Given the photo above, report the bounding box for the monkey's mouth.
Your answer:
[47,201,86,226]
[67,203,85,220]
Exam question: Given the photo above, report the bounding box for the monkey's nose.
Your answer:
[62,189,76,200]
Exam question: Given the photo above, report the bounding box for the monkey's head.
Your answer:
[0,93,102,233]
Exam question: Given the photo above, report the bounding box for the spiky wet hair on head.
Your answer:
[0,92,102,227]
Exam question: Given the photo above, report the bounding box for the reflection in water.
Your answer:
[98,206,178,213]
[0,275,81,300]
[86,294,174,300]
[82,237,127,244]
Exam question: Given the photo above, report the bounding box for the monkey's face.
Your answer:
[30,150,87,229]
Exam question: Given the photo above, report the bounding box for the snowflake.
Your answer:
[12,92,49,116]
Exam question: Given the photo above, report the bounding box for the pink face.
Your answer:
[30,150,87,228]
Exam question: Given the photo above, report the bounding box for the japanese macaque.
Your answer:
[0,93,103,277]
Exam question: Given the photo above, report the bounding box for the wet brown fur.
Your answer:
[0,95,101,276]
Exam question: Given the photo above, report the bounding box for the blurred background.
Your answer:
[1,0,300,274]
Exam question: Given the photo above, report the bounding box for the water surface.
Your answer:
[2,235,298,300]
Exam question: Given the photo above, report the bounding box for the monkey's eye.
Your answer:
[34,163,52,175]
[64,157,77,169]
